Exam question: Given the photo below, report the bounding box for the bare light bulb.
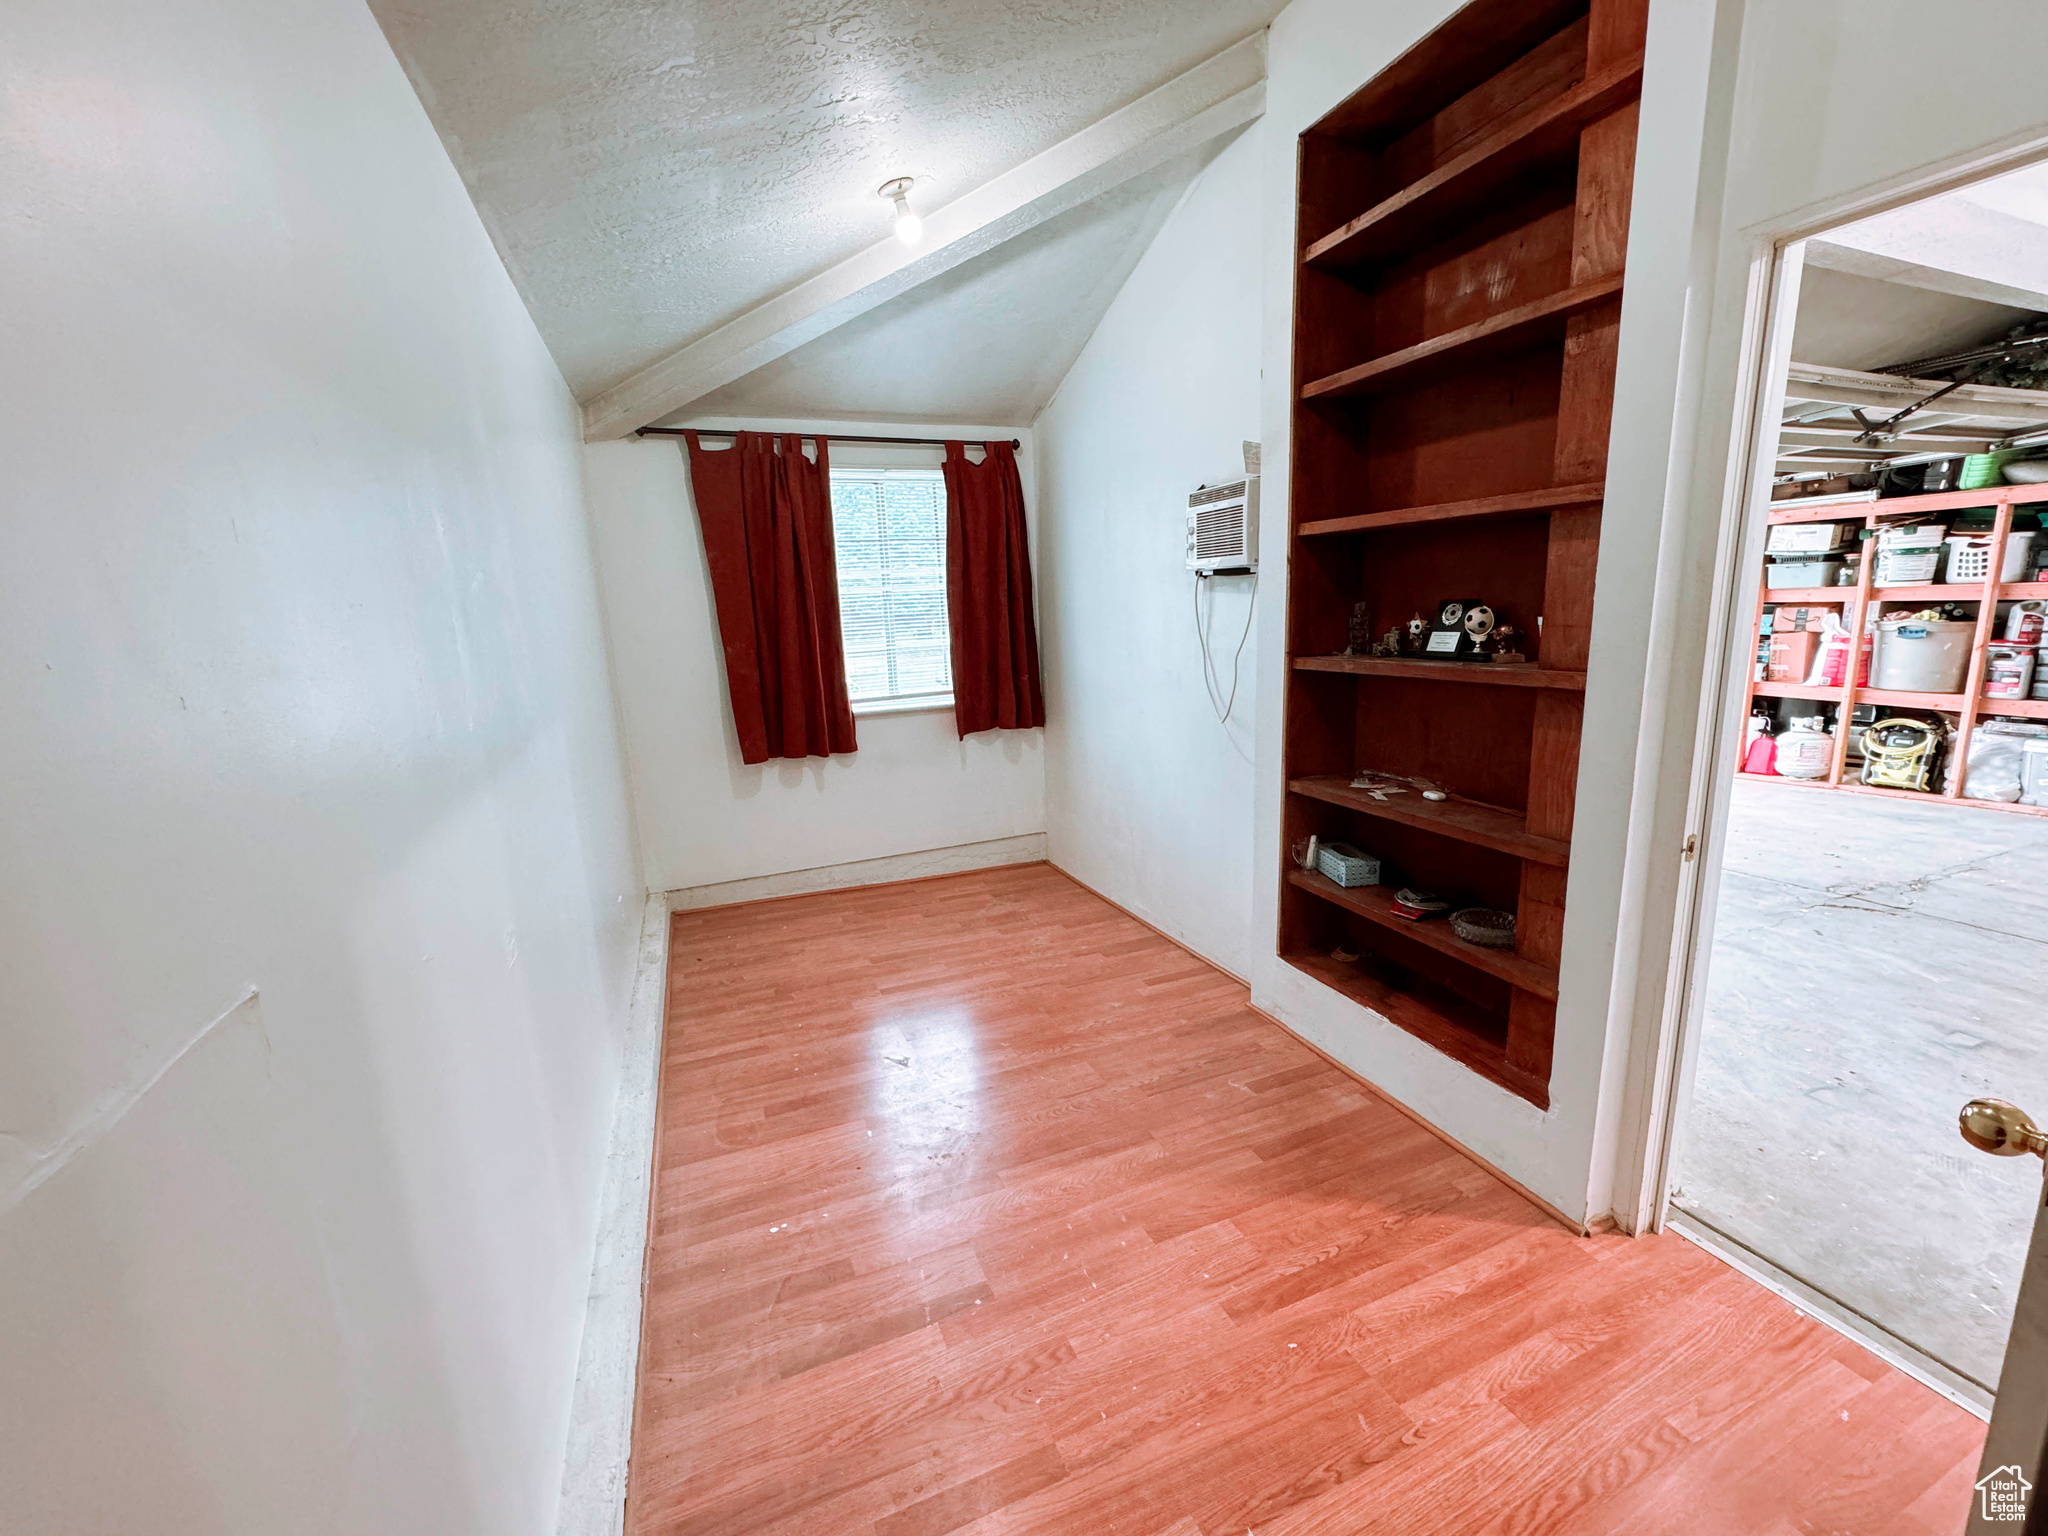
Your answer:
[880,177,921,245]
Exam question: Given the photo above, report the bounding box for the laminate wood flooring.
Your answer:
[630,864,1983,1536]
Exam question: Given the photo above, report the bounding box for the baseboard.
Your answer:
[1044,862,1588,1238]
[1669,1209,1992,1418]
[661,833,1048,912]
[554,894,671,1536]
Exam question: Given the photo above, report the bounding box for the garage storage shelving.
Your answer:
[1742,483,2048,816]
[1742,360,2048,818]
[1279,0,1648,1108]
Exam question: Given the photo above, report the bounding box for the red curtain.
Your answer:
[681,432,857,763]
[942,441,1046,737]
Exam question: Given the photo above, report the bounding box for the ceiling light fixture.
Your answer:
[879,177,922,245]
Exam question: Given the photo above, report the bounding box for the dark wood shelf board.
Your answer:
[1298,482,1604,537]
[1287,869,1559,999]
[1304,55,1644,270]
[1281,948,1548,1108]
[1294,654,1587,690]
[1301,274,1625,402]
[1289,775,1567,866]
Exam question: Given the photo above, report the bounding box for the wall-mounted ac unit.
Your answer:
[1185,476,1259,574]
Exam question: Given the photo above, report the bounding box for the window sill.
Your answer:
[852,695,955,718]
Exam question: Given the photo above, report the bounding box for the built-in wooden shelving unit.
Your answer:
[1280,0,1650,1109]
[1741,481,2048,818]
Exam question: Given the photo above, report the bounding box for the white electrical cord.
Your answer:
[1193,572,1257,725]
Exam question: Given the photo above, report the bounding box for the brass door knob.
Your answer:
[1959,1098,2048,1158]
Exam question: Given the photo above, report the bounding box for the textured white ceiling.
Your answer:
[370,0,1283,401]
[663,139,1224,427]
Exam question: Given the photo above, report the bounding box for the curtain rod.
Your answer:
[634,427,1020,448]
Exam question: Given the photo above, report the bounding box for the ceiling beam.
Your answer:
[580,33,1267,441]
[1782,363,2048,428]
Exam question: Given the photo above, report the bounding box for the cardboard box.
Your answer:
[1782,604,1840,632]
[1766,629,1820,682]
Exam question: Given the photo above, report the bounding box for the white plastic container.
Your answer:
[1986,645,2037,700]
[1765,557,1846,589]
[1775,718,1834,779]
[2007,600,2047,645]
[1868,617,1974,693]
[2026,738,2048,807]
[1944,530,2036,584]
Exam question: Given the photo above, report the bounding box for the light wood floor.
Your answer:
[629,863,1983,1536]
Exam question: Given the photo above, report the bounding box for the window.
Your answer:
[828,469,952,713]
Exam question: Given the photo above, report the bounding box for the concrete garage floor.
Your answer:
[1673,776,2048,1392]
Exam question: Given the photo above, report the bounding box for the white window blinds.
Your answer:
[828,469,953,707]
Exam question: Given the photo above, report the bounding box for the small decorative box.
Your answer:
[1315,841,1381,888]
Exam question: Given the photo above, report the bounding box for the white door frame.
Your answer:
[1610,127,2048,1377]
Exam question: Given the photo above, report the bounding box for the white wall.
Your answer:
[1034,126,1265,976]
[0,0,641,1531]
[583,420,1046,896]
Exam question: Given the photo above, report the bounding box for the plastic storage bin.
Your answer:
[2026,738,2048,807]
[1869,617,1974,693]
[1314,842,1380,888]
[1944,530,2037,584]
[1765,557,1846,589]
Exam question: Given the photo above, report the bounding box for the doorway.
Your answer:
[1668,158,2048,1412]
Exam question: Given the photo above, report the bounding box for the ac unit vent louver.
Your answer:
[1185,476,1259,574]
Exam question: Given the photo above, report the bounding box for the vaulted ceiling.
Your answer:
[369,0,1282,427]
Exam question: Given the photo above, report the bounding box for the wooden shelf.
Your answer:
[1751,679,1970,711]
[1980,697,2048,719]
[1288,869,1559,999]
[1294,654,1587,689]
[1740,771,2048,820]
[2002,581,2048,600]
[1289,775,1568,866]
[1760,587,1853,604]
[1859,688,1970,710]
[1751,680,1842,702]
[1280,949,1544,1108]
[1869,585,1974,602]
[1303,55,1645,270]
[1298,482,1603,536]
[1300,274,1625,402]
[1767,485,2048,526]
[1767,500,1878,524]
[1283,0,1645,1112]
